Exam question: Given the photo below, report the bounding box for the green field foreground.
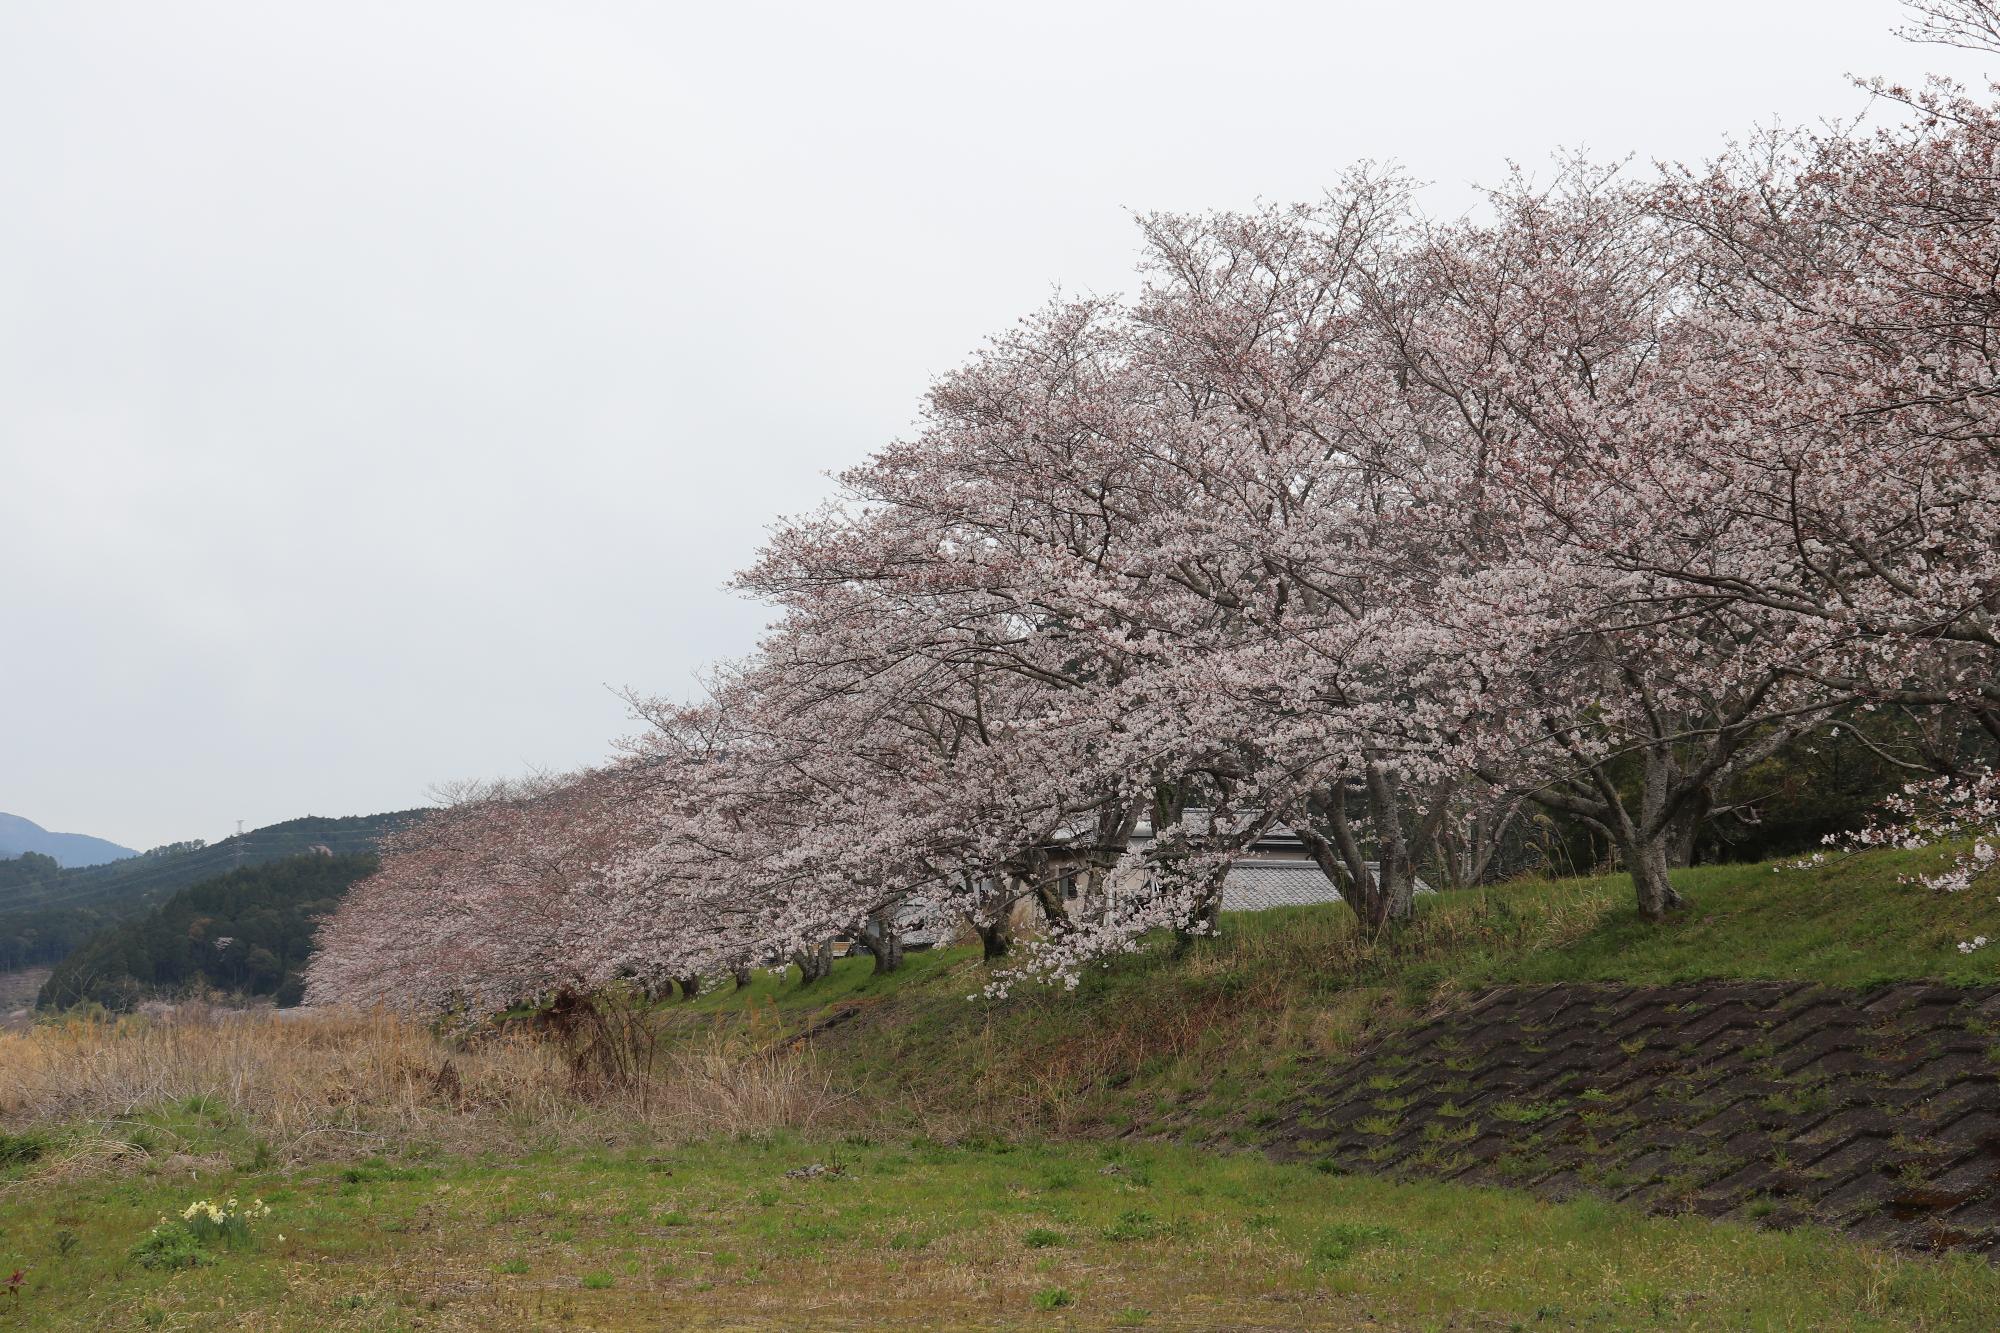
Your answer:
[4,847,2000,1330]
[6,1131,2000,1331]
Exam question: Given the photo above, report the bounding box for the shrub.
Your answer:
[0,1132,47,1169]
[131,1227,214,1271]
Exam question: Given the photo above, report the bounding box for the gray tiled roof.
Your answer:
[1219,862,1346,911]
[1218,861,1435,911]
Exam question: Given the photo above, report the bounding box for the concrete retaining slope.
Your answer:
[1273,982,2000,1257]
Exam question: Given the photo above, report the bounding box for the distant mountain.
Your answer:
[0,812,137,868]
[0,809,426,972]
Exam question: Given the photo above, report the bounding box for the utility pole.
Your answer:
[234,820,244,869]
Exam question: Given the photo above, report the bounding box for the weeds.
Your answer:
[1101,1209,1170,1242]
[0,1133,48,1169]
[1492,1100,1563,1124]
[1310,1222,1397,1267]
[0,1010,839,1167]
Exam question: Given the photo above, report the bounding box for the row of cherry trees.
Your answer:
[306,2,2000,1017]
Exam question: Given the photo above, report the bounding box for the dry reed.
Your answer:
[0,1006,844,1169]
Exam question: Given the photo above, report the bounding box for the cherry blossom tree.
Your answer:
[308,0,2000,1011]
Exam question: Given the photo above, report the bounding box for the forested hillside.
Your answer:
[37,853,379,1010]
[0,853,113,972]
[0,811,421,971]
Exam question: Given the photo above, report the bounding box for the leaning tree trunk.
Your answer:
[1294,781,1411,930]
[1294,819,1381,926]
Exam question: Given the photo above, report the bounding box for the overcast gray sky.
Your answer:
[1,1,1984,851]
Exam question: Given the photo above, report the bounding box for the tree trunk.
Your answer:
[1295,783,1401,929]
[1293,816,1377,923]
[732,964,753,989]
[854,911,904,975]
[1363,764,1420,927]
[792,940,833,986]
[1664,787,1709,869]
[1168,860,1231,953]
[1626,836,1686,922]
[973,916,1010,960]
[1374,856,1419,929]
[1031,874,1074,934]
[1190,872,1225,937]
[875,929,903,974]
[676,975,701,1001]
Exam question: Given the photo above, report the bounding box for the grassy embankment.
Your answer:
[0,847,1996,1330]
[676,847,2000,1139]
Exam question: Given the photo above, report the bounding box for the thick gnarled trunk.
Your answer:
[791,940,834,986]
[1291,764,1425,932]
[853,909,905,975]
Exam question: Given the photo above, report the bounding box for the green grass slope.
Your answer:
[675,846,2000,1137]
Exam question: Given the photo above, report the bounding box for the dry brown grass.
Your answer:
[0,1006,846,1168]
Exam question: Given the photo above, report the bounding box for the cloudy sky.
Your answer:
[1,0,1984,851]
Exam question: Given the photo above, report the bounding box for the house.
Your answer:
[830,897,955,956]
[1054,812,1433,919]
[839,810,1432,955]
